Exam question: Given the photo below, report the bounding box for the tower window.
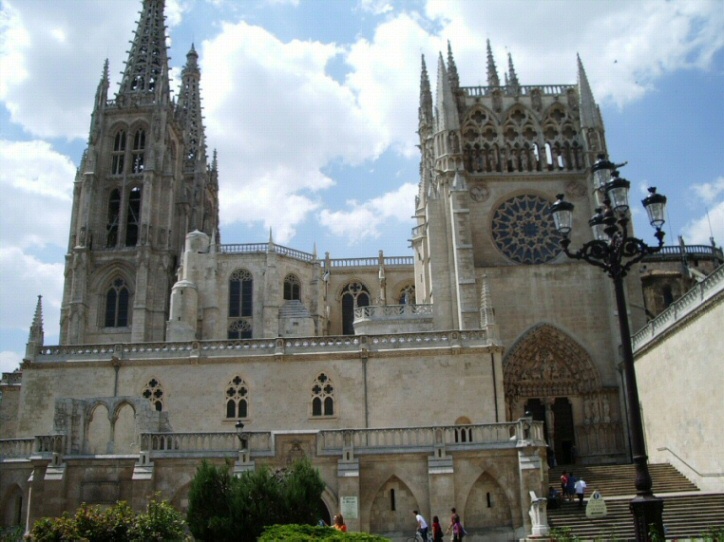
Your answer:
[111,130,126,175]
[131,129,145,173]
[311,373,334,417]
[125,186,142,246]
[105,278,130,327]
[283,274,301,301]
[225,376,249,419]
[106,189,121,247]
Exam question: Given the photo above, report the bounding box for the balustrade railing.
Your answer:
[462,84,574,97]
[0,438,35,460]
[642,244,724,263]
[35,329,492,362]
[36,434,65,454]
[633,264,724,351]
[139,431,272,456]
[354,304,433,321]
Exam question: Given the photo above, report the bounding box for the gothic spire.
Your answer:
[419,54,433,128]
[507,52,520,94]
[447,41,460,92]
[435,52,459,131]
[117,0,170,103]
[88,59,110,144]
[486,39,500,87]
[25,295,45,361]
[577,54,600,129]
[176,43,207,167]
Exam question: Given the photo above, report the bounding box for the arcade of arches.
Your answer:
[503,325,626,465]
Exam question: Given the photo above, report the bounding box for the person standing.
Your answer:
[333,514,347,532]
[560,471,569,502]
[431,515,443,542]
[574,478,587,508]
[447,508,464,541]
[566,472,576,502]
[413,510,429,541]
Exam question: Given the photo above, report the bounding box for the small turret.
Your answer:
[87,60,109,145]
[577,54,601,129]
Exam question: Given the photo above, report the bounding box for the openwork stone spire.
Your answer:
[88,59,110,144]
[118,0,170,102]
[176,43,206,167]
[419,54,433,128]
[486,39,500,87]
[447,41,460,92]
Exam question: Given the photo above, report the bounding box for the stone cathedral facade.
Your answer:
[5,0,722,538]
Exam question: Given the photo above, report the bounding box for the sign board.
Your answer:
[341,496,359,519]
[585,490,608,518]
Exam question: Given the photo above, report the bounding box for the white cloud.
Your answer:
[424,0,724,106]
[0,351,23,375]
[691,177,724,204]
[0,246,64,345]
[0,1,138,139]
[319,182,417,243]
[201,21,386,243]
[682,177,724,245]
[0,140,75,250]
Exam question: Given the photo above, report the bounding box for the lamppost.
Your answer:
[548,155,667,541]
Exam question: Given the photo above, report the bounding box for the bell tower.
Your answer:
[60,0,218,345]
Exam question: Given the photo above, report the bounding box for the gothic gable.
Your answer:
[503,323,600,400]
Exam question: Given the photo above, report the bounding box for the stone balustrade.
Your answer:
[462,84,574,97]
[354,304,433,322]
[34,330,492,362]
[633,264,724,352]
[2,421,543,461]
[0,438,35,460]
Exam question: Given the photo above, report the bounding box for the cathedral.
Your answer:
[2,0,721,539]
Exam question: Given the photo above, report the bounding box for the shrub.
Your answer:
[28,497,185,542]
[259,524,390,541]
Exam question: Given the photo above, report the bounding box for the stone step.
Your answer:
[549,463,699,496]
[549,493,724,539]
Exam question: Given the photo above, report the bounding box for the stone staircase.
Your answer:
[547,464,724,540]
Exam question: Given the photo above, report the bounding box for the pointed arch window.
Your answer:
[125,186,142,246]
[397,284,416,305]
[142,378,164,411]
[131,129,145,173]
[341,282,370,336]
[111,130,126,175]
[105,278,130,328]
[225,376,249,419]
[229,269,253,318]
[311,373,334,417]
[283,274,301,301]
[106,189,121,247]
[227,319,251,340]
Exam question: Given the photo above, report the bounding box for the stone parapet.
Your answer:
[633,264,724,353]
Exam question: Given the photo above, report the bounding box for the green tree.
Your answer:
[186,458,326,542]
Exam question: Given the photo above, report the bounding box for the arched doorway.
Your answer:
[504,324,622,464]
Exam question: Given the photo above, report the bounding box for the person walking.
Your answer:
[431,515,443,542]
[413,510,429,541]
[574,478,587,508]
[560,471,569,502]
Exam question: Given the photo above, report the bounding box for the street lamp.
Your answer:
[548,156,666,541]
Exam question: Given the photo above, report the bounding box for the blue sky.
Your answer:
[1,0,722,372]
